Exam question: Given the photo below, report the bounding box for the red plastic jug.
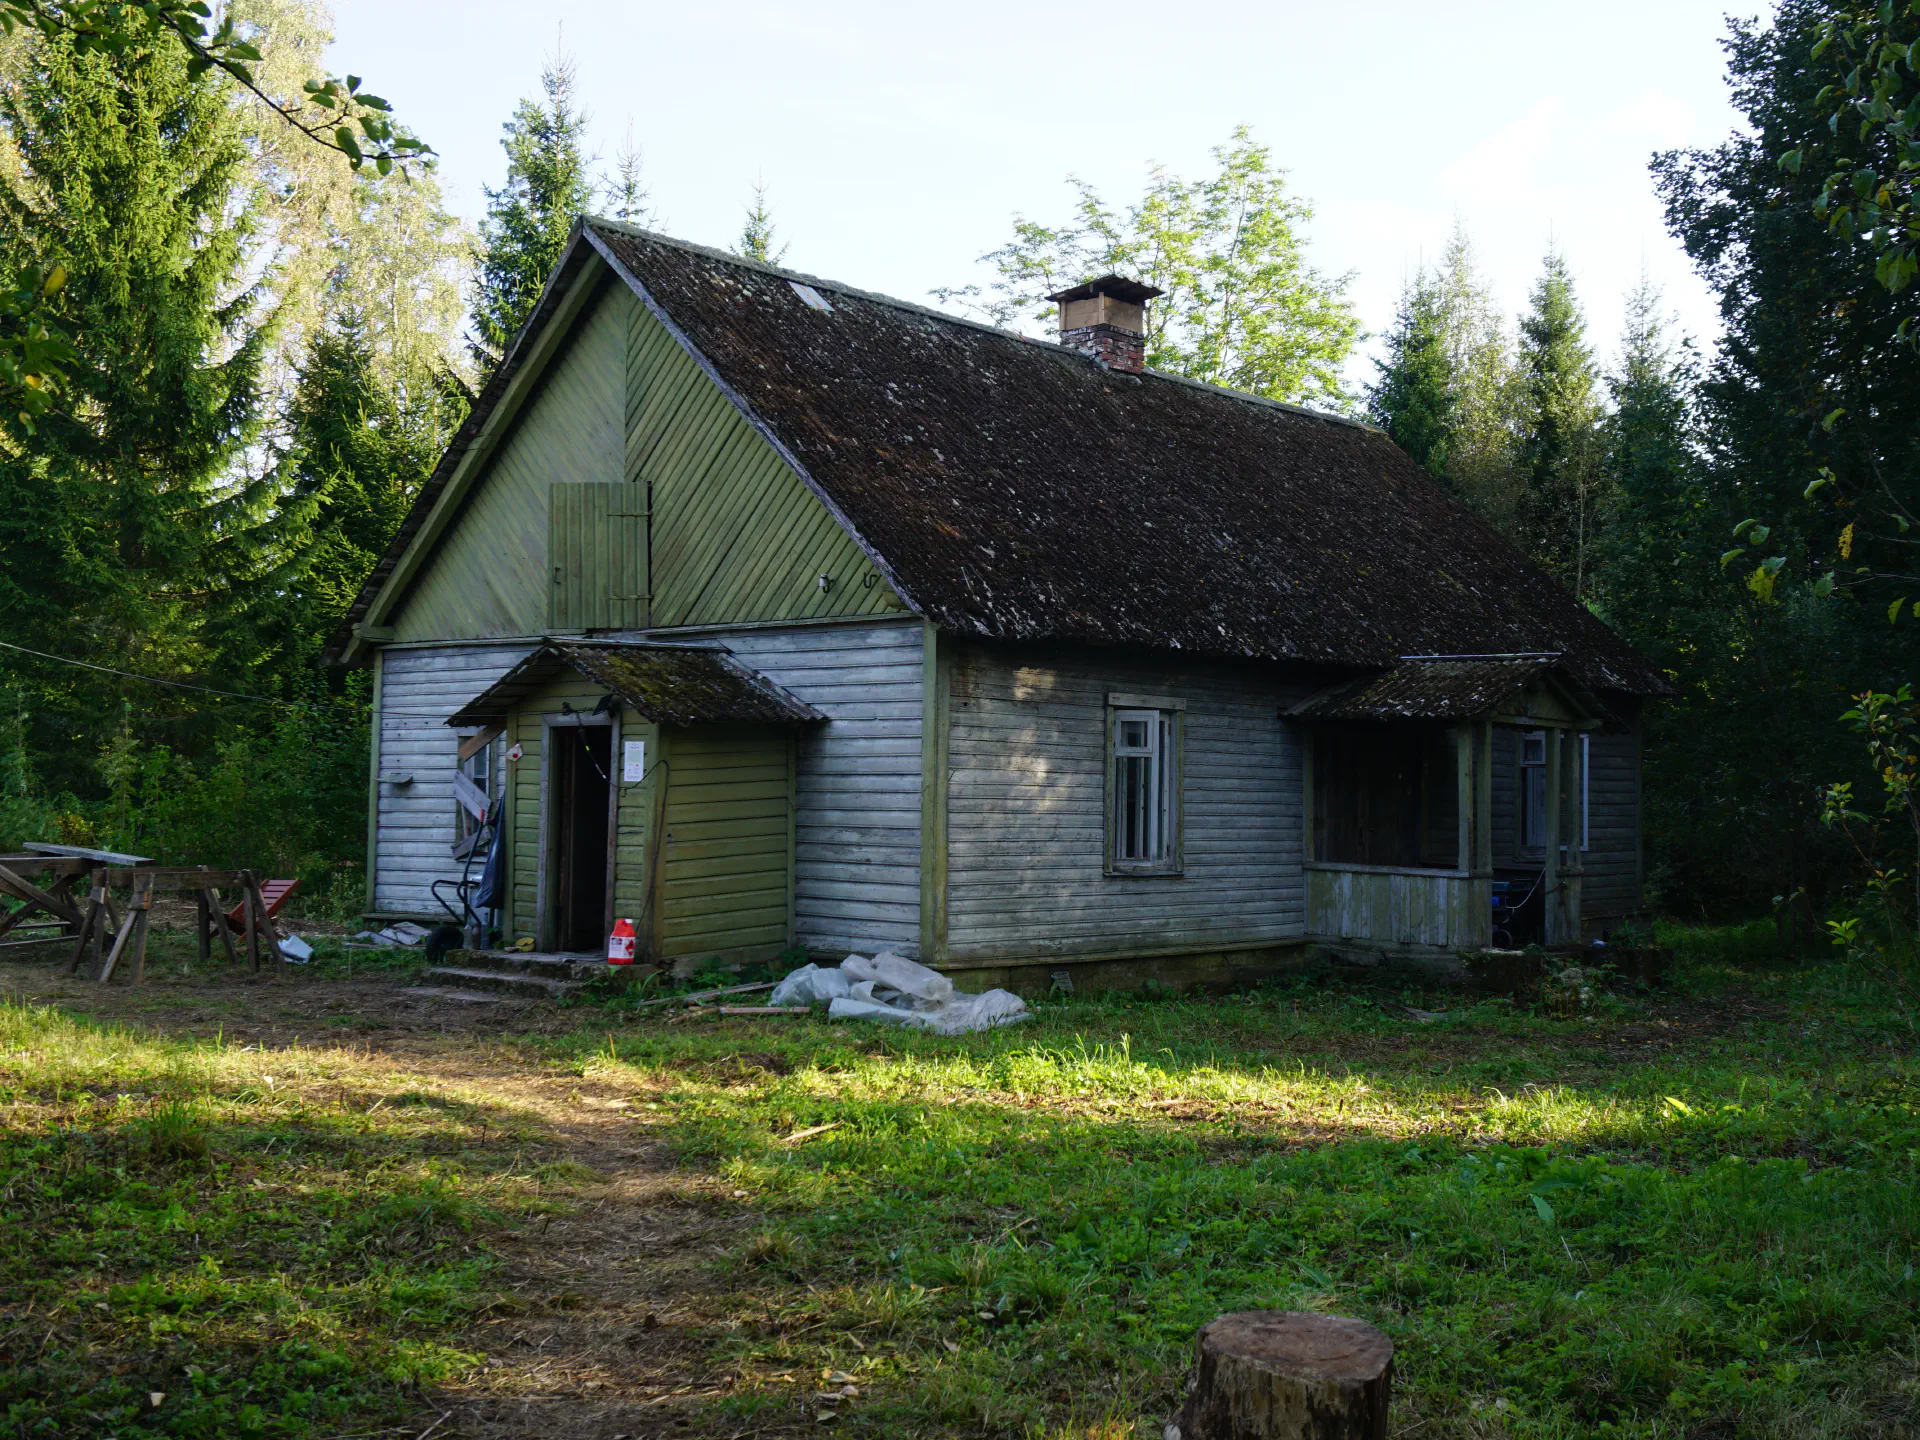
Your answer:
[607,917,636,965]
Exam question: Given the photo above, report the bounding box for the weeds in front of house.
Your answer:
[554,959,1920,1438]
[0,998,546,1437]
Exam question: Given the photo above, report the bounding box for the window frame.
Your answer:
[1104,693,1185,877]
[1517,728,1589,853]
[452,728,499,859]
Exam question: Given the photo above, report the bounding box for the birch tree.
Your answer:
[936,127,1360,408]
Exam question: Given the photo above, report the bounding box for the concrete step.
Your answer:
[443,948,606,983]
[419,965,590,1001]
[403,984,509,1005]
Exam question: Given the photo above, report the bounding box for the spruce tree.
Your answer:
[734,181,788,265]
[1432,227,1523,530]
[1367,274,1456,479]
[603,123,657,228]
[471,53,592,369]
[250,318,446,676]
[1513,248,1603,593]
[0,29,278,795]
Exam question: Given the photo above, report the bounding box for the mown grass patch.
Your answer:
[0,998,545,1438]
[551,962,1920,1437]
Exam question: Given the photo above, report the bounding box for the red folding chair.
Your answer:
[227,877,300,931]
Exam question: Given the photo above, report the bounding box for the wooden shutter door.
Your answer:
[549,483,649,630]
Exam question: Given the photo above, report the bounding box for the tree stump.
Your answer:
[1166,1311,1392,1440]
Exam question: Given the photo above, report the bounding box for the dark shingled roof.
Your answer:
[446,641,825,728]
[1287,656,1619,724]
[334,220,1664,697]
[586,224,1663,695]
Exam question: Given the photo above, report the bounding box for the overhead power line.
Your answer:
[0,639,470,722]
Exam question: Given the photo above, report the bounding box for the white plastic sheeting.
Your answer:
[770,952,1031,1035]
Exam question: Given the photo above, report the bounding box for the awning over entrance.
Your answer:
[1287,654,1620,729]
[446,640,826,728]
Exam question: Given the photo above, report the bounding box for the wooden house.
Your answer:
[328,221,1666,982]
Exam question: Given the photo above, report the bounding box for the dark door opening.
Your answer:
[552,724,611,952]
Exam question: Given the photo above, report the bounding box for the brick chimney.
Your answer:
[1046,274,1163,374]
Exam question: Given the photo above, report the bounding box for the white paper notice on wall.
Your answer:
[622,739,646,783]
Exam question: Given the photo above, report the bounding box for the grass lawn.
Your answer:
[0,928,1915,1437]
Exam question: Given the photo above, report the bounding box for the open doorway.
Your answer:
[550,722,611,952]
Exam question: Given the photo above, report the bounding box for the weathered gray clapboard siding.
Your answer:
[1307,869,1482,948]
[1583,728,1640,917]
[944,641,1307,961]
[1492,726,1518,862]
[373,642,535,915]
[628,619,925,956]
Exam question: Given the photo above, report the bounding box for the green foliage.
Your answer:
[936,127,1360,407]
[0,0,428,172]
[732,179,787,265]
[0,1,427,427]
[1624,3,1920,916]
[1365,273,1457,475]
[0,25,289,798]
[1789,0,1920,307]
[0,7,466,891]
[1657,3,1920,613]
[1819,684,1920,1009]
[1514,249,1606,595]
[246,318,455,681]
[602,122,657,228]
[471,52,592,370]
[91,685,370,899]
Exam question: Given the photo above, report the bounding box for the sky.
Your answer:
[331,0,1760,394]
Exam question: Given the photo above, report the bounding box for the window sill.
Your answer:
[1105,865,1184,879]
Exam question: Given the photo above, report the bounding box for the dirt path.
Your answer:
[0,949,786,1440]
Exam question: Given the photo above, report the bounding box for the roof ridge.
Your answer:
[584,216,1375,435]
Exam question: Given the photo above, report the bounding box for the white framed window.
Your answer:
[1107,700,1182,874]
[1518,730,1588,852]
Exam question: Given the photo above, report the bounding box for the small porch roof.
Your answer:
[446,640,827,728]
[1287,654,1620,727]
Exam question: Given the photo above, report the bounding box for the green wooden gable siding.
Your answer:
[394,279,632,642]
[625,294,907,628]
[548,482,648,630]
[386,261,908,644]
[657,725,794,967]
